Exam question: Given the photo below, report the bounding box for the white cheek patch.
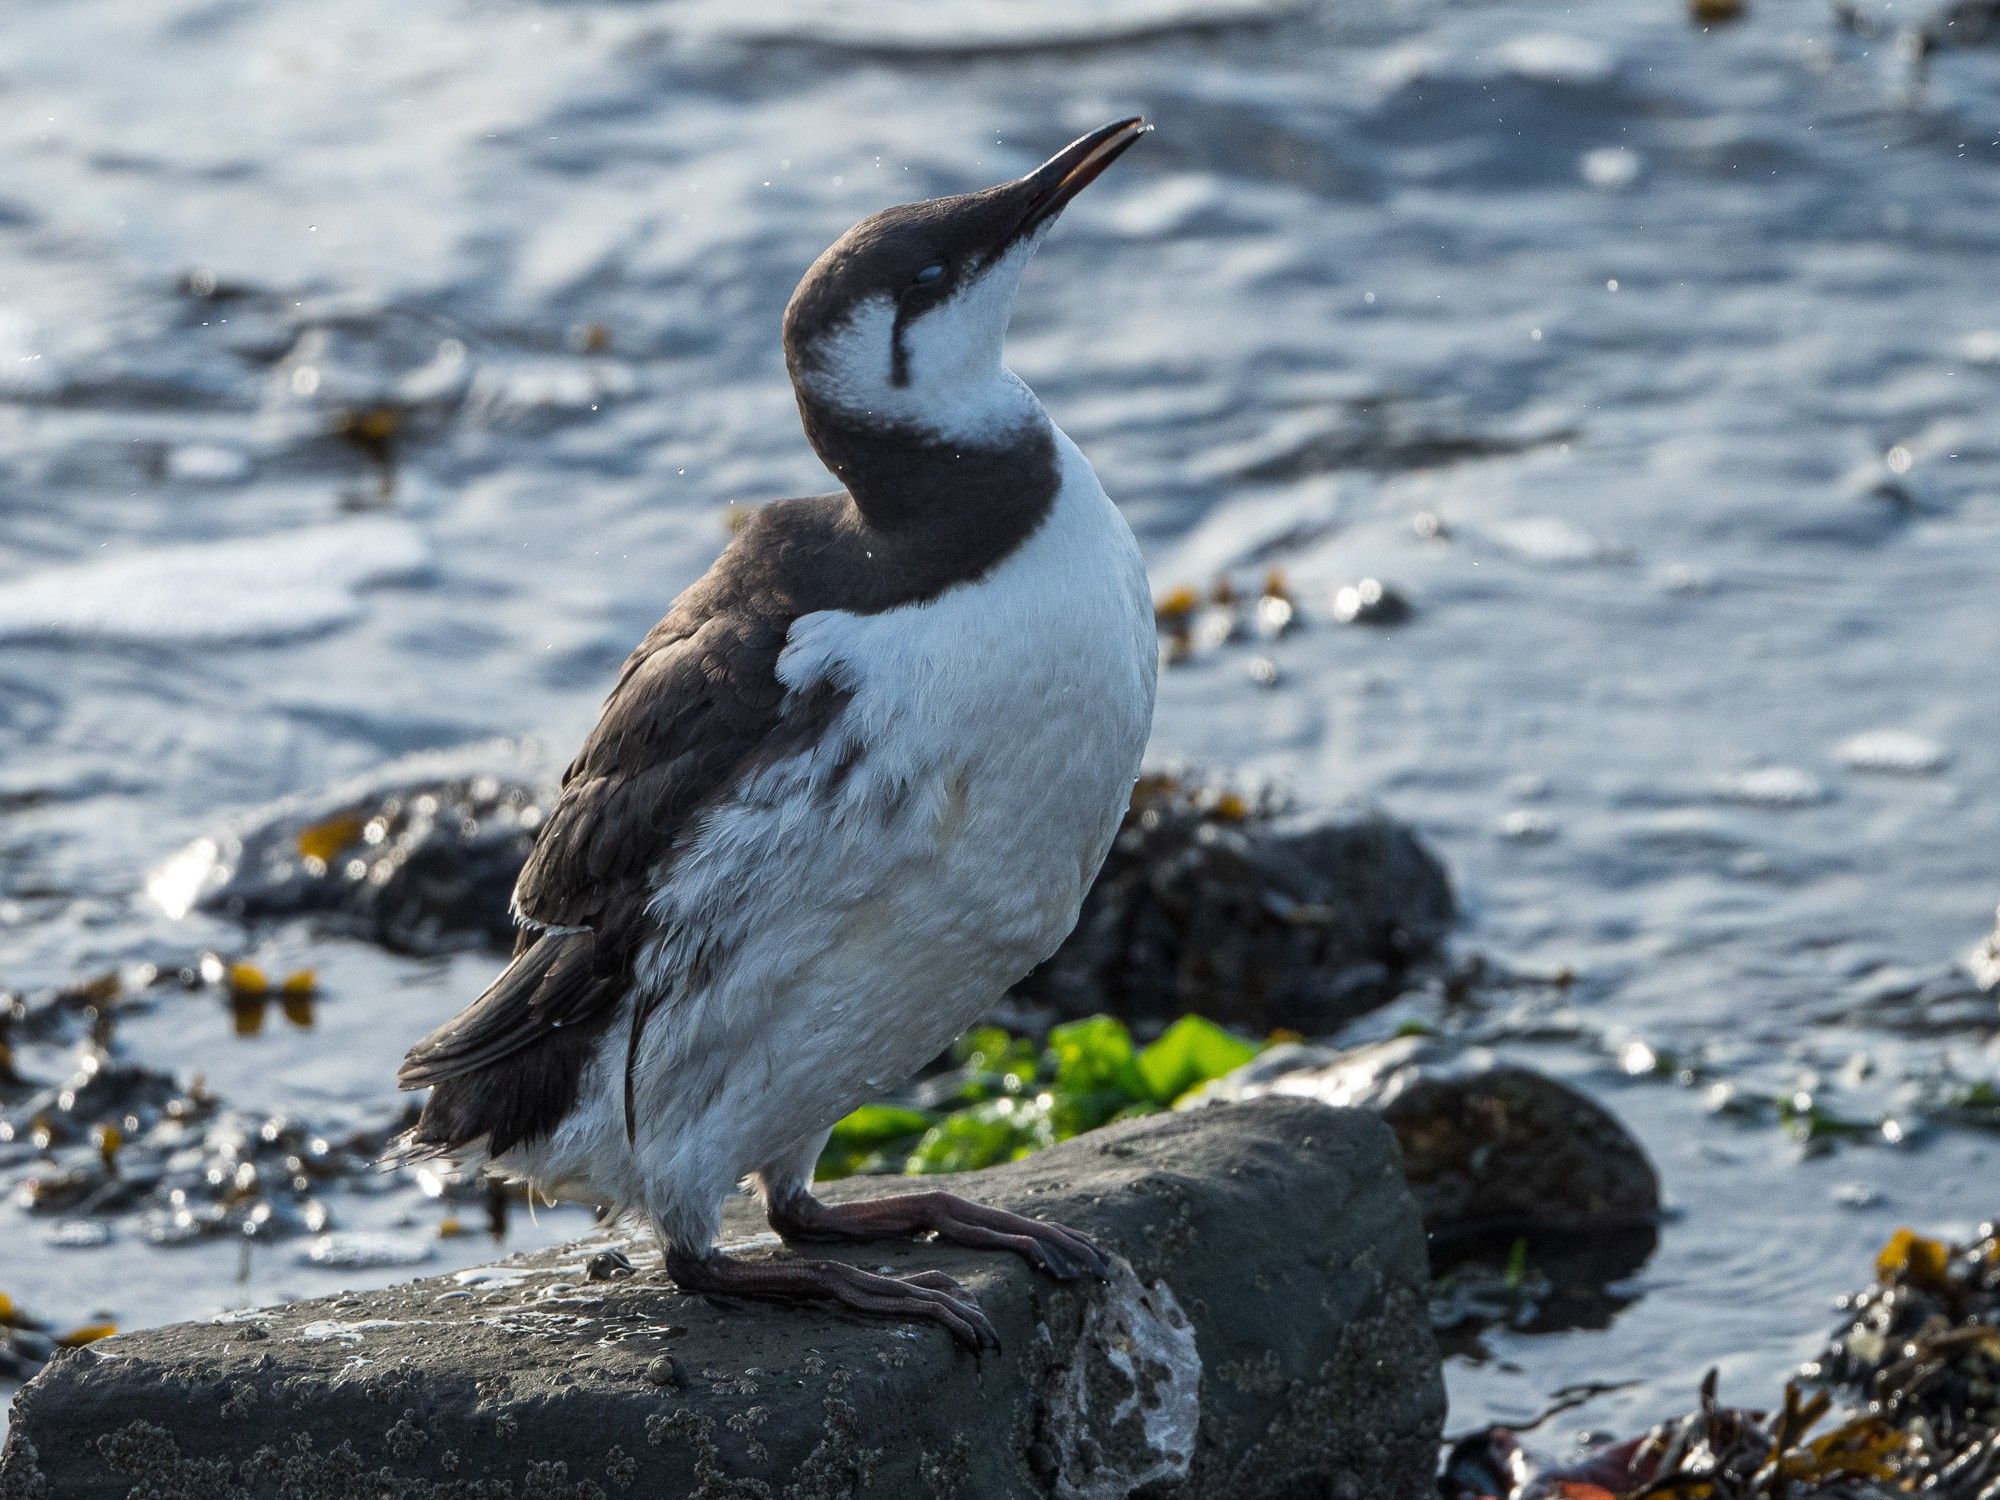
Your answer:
[796,239,1043,444]
[800,296,898,415]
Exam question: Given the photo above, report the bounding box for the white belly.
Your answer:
[508,430,1157,1244]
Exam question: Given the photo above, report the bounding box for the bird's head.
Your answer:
[783,118,1149,445]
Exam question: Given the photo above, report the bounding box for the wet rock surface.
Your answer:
[147,742,547,958]
[0,1098,1445,1500]
[1018,775,1457,1032]
[1193,1036,1662,1245]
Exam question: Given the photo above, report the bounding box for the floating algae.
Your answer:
[0,981,482,1248]
[1805,1224,2000,1496]
[1155,571,1300,667]
[1445,1225,2000,1498]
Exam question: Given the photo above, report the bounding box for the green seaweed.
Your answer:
[816,1014,1265,1182]
[1135,1015,1262,1104]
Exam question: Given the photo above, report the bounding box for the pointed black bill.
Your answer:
[1010,116,1151,240]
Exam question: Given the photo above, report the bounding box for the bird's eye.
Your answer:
[911,264,945,286]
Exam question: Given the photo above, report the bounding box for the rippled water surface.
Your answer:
[4,0,1998,1452]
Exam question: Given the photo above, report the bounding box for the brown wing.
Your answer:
[513,611,791,934]
[396,499,852,1156]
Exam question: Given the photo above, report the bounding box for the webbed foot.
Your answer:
[663,1246,999,1352]
[768,1188,1111,1282]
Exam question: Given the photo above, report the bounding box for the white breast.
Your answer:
[630,431,1153,1170]
[775,426,1156,888]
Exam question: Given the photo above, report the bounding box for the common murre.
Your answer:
[396,118,1157,1349]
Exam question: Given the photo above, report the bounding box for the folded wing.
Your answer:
[396,497,858,1158]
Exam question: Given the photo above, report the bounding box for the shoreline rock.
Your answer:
[0,1098,1446,1500]
[145,740,548,958]
[1018,776,1456,1032]
[1191,1037,1662,1246]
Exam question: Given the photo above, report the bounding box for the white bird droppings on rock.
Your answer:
[450,1265,536,1290]
[1046,1260,1201,1500]
[295,1318,416,1343]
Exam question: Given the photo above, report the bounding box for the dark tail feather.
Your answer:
[399,929,599,1088]
[380,1126,446,1169]
[397,1016,608,1161]
[398,926,631,1160]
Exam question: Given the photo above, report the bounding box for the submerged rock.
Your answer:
[0,1099,1446,1499]
[0,1044,398,1243]
[1018,775,1456,1032]
[1,1308,56,1387]
[147,742,547,957]
[1,1297,114,1389]
[1331,577,1412,625]
[0,964,499,1246]
[1192,1036,1661,1244]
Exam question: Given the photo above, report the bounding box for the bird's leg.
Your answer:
[661,1245,998,1351]
[766,1187,1112,1282]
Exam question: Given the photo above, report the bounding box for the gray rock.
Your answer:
[1191,1038,1661,1243]
[0,1098,1444,1500]
[146,740,548,957]
[1018,778,1456,1032]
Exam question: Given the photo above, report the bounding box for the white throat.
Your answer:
[794,239,1048,444]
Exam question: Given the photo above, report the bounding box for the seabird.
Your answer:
[397,118,1158,1349]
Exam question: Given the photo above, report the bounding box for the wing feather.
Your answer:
[397,498,853,1155]
[397,930,603,1087]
